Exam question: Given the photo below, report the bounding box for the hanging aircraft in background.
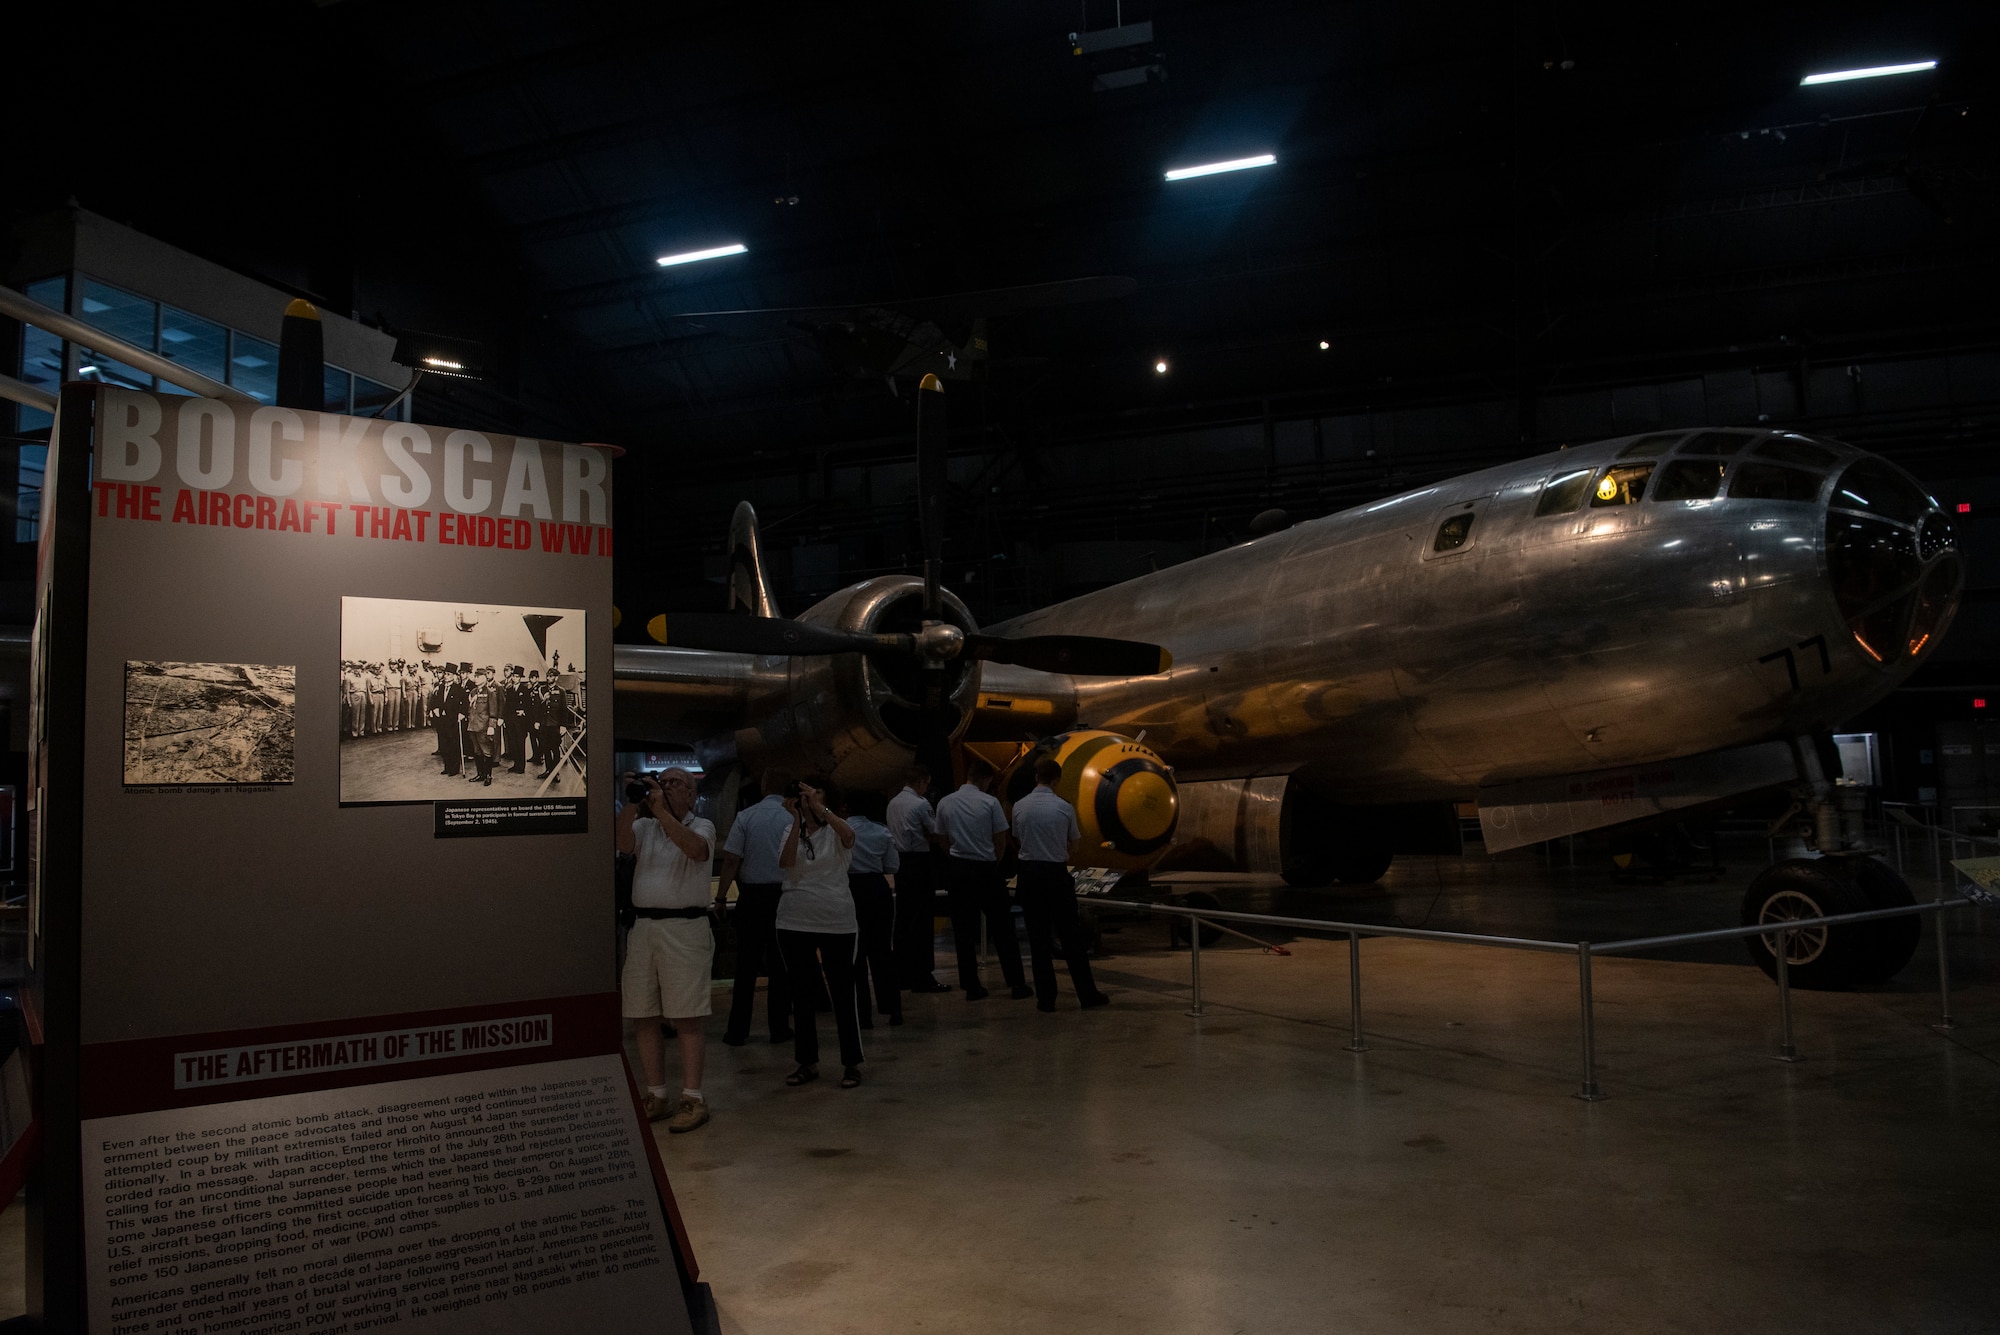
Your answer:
[613,382,1965,990]
[659,275,1134,392]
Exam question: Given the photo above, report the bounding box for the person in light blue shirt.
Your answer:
[714,770,798,1046]
[844,796,903,1028]
[885,769,951,993]
[935,769,1029,1001]
[1011,758,1110,1012]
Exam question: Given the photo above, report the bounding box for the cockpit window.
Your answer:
[1754,435,1838,468]
[1589,463,1653,507]
[1905,558,1963,657]
[1617,432,1685,459]
[1729,463,1823,503]
[1433,513,1475,551]
[1651,459,1727,502]
[1681,430,1757,455]
[1534,468,1593,516]
[1823,454,1961,667]
[1830,459,1935,525]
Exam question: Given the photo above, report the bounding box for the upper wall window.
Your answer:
[228,332,279,403]
[160,307,228,384]
[76,279,159,391]
[352,376,402,417]
[15,276,68,435]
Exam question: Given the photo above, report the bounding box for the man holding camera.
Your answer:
[618,768,717,1133]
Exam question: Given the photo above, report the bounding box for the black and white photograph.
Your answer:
[339,597,587,805]
[123,661,297,787]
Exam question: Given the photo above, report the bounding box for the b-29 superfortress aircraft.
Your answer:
[615,383,1963,990]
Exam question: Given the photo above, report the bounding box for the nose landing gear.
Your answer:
[1741,855,1918,989]
[1739,738,1922,989]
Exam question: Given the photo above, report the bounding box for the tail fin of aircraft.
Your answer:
[727,501,781,618]
[965,317,990,364]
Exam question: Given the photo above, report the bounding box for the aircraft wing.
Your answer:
[611,644,765,747]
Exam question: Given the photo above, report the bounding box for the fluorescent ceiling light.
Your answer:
[1164,154,1276,181]
[655,243,748,267]
[1800,61,1936,86]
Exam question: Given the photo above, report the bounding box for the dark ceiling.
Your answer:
[17,1,1995,441]
[12,1,2000,626]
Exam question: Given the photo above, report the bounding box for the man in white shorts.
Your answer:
[618,768,717,1133]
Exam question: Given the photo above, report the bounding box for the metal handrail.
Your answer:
[1092,893,1979,1100]
[1093,899,1577,953]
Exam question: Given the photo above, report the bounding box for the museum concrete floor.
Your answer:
[0,840,1990,1330]
[649,841,1999,1335]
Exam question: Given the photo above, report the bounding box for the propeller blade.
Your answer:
[654,612,893,657]
[916,373,947,620]
[966,634,1173,677]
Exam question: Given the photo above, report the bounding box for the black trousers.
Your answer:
[723,883,792,1042]
[945,857,1025,993]
[848,872,901,1024]
[777,929,864,1069]
[1017,862,1101,1005]
[892,851,940,986]
[435,717,461,775]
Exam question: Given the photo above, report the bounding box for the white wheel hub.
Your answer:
[1757,889,1830,965]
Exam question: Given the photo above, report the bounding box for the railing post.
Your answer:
[1574,942,1604,1101]
[1772,927,1801,1062]
[1345,932,1366,1053]
[1934,899,1955,1032]
[1186,912,1205,1017]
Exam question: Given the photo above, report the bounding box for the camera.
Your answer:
[785,780,804,800]
[625,774,655,805]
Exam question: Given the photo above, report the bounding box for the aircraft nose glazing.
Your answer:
[1822,455,1963,667]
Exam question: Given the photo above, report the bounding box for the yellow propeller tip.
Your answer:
[646,613,667,645]
[918,373,943,392]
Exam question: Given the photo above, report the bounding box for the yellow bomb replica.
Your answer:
[998,730,1178,871]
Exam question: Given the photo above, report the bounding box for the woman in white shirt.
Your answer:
[776,777,864,1088]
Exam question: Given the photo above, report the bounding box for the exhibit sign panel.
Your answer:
[30,386,696,1333]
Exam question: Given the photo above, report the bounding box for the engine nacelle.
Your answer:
[1000,730,1178,871]
[737,575,981,791]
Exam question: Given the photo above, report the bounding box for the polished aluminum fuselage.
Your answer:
[984,435,1921,802]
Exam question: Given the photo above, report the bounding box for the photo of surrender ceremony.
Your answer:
[338,596,587,803]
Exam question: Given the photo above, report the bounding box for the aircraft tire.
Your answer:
[1838,856,1922,983]
[1167,892,1224,947]
[1739,858,1871,989]
[1279,859,1336,888]
[1331,846,1394,884]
